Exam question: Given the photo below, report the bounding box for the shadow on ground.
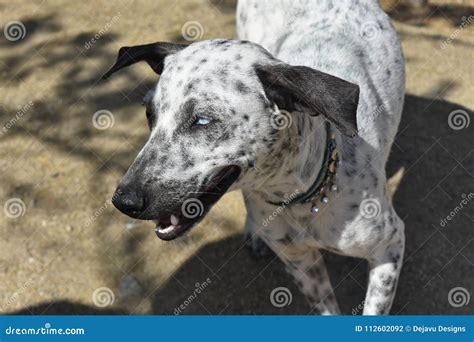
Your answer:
[8,94,473,315]
[386,1,474,27]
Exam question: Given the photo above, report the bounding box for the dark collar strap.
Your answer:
[265,121,334,207]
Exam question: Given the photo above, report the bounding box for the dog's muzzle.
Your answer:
[112,165,241,241]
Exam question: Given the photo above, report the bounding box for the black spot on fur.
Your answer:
[276,233,293,245]
[235,80,251,94]
[183,82,195,96]
[160,101,169,112]
[345,168,356,177]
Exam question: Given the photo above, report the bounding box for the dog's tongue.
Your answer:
[156,225,175,234]
[155,223,178,239]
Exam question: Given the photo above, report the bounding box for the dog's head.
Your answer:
[103,39,359,240]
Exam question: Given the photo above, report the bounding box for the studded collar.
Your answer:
[264,121,339,212]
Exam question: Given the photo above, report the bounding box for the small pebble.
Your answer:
[126,220,139,230]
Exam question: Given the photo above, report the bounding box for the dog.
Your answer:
[103,0,405,315]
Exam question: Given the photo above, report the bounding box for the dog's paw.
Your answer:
[245,233,273,259]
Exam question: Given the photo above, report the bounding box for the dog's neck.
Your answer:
[251,113,332,204]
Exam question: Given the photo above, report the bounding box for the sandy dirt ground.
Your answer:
[0,0,473,315]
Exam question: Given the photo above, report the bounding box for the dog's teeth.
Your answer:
[170,214,179,226]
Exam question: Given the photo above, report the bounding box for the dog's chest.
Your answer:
[255,160,388,257]
[262,205,384,258]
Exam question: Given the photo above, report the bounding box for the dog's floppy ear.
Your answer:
[102,42,187,80]
[255,63,360,137]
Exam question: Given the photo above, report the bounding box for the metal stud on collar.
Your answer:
[310,134,339,215]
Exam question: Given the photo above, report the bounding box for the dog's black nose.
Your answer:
[112,186,145,218]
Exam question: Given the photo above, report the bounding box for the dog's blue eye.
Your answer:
[193,116,212,126]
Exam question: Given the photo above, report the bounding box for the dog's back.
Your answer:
[237,0,405,161]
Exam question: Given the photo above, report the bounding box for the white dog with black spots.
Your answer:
[104,0,405,315]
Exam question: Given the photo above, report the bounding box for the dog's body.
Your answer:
[105,0,405,315]
[237,0,405,315]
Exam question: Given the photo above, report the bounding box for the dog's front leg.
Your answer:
[363,216,405,315]
[244,214,273,258]
[242,192,274,258]
[278,248,341,315]
[243,192,340,314]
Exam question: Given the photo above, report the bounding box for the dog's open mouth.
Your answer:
[153,165,241,241]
